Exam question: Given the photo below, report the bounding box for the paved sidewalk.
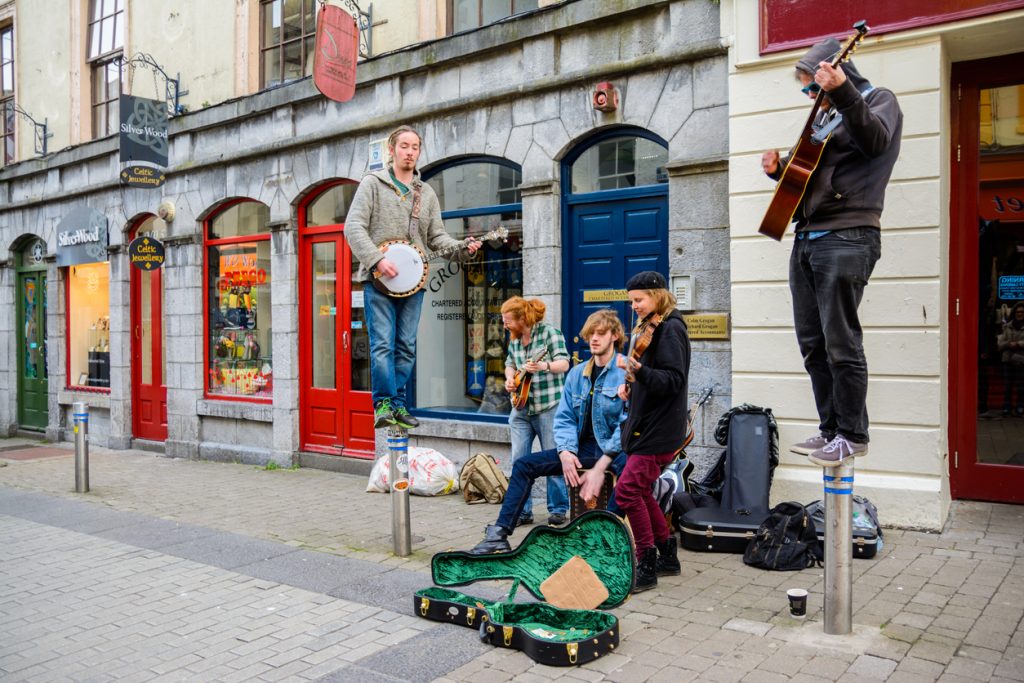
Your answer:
[1,442,1022,682]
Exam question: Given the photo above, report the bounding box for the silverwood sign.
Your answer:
[128,235,166,271]
[56,206,108,266]
[119,94,168,167]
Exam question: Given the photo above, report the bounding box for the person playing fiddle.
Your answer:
[579,271,691,593]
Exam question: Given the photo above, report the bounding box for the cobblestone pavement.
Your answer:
[1,442,1022,682]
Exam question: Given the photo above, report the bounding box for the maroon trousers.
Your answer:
[615,451,676,557]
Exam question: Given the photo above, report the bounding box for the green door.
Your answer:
[17,268,48,430]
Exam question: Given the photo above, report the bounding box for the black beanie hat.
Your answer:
[625,271,667,291]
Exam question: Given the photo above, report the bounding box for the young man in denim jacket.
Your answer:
[470,309,628,554]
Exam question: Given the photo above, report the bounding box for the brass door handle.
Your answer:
[342,330,349,351]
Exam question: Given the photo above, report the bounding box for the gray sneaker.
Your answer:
[808,435,868,467]
[790,434,830,456]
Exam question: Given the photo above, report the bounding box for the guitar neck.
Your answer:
[424,228,504,262]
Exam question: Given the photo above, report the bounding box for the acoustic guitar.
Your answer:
[511,349,548,410]
[758,21,869,241]
[372,226,508,297]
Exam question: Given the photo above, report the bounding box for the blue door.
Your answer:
[562,131,669,363]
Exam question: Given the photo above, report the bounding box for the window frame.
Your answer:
[259,0,318,89]
[87,0,124,139]
[202,199,274,404]
[448,0,539,34]
[1,23,14,165]
[417,155,524,424]
[64,262,112,394]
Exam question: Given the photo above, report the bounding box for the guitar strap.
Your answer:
[408,181,423,242]
[810,85,876,145]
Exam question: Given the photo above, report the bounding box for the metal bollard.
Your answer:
[73,402,90,493]
[387,427,411,556]
[822,460,854,635]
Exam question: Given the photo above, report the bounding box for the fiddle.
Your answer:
[621,312,663,398]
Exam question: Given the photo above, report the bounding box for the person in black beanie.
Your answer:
[761,37,902,467]
[580,271,690,592]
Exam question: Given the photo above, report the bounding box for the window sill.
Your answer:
[58,388,111,409]
[197,399,273,422]
[413,416,509,443]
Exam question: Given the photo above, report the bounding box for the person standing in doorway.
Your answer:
[345,125,482,429]
[502,296,571,526]
[761,39,902,467]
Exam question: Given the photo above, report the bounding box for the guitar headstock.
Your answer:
[831,20,870,68]
[490,226,509,242]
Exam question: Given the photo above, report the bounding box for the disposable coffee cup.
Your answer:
[787,588,808,617]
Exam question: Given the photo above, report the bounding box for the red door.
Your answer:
[299,228,374,457]
[949,53,1024,503]
[130,218,168,441]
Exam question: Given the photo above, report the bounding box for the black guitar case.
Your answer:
[680,410,773,553]
[414,510,634,666]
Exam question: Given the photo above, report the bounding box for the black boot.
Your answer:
[470,525,511,554]
[633,547,658,593]
[655,535,681,576]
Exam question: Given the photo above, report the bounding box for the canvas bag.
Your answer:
[459,452,508,504]
[743,501,823,571]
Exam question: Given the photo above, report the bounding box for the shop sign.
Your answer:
[1000,275,1024,301]
[583,288,629,303]
[119,94,168,167]
[682,313,730,340]
[128,235,166,270]
[56,206,108,266]
[120,165,166,188]
[312,3,358,103]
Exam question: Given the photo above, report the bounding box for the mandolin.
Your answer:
[758,21,869,241]
[511,349,548,410]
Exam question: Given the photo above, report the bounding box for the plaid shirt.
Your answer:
[505,321,570,415]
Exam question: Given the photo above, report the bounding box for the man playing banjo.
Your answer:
[345,125,482,429]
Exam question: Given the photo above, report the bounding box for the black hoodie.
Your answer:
[621,310,691,455]
[773,38,903,231]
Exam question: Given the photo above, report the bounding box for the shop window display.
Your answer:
[420,160,522,417]
[67,262,110,389]
[206,202,273,399]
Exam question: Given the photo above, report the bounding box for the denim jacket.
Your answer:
[553,354,627,457]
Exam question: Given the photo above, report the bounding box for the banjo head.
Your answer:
[378,241,428,297]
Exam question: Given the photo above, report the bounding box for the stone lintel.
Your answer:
[665,155,728,178]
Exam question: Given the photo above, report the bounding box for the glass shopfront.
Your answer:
[205,201,274,400]
[67,262,111,388]
[419,159,523,418]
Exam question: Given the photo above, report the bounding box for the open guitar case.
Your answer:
[679,409,774,553]
[414,510,634,666]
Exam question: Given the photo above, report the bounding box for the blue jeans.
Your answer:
[790,228,881,444]
[362,285,425,409]
[497,440,600,532]
[508,406,567,517]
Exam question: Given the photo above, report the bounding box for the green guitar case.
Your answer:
[414,510,635,666]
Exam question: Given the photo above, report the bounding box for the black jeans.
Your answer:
[789,228,881,444]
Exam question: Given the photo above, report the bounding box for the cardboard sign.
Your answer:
[313,4,359,103]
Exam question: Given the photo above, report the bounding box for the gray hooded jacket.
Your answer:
[343,167,465,282]
[772,38,903,231]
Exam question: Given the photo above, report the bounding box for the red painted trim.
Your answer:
[759,0,1024,55]
[948,53,1024,504]
[203,198,273,404]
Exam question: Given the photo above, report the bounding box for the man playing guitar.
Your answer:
[760,38,902,466]
[344,125,482,429]
[502,297,571,526]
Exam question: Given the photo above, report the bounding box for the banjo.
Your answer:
[372,226,508,297]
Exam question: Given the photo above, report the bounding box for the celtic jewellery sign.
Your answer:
[128,235,166,271]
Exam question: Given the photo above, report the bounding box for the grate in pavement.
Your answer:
[0,447,74,461]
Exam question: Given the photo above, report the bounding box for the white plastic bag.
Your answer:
[365,446,459,496]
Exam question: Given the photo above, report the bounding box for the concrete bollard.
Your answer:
[387,427,411,556]
[73,402,90,493]
[822,461,854,635]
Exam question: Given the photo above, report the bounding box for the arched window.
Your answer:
[569,134,668,194]
[418,158,523,419]
[204,200,273,401]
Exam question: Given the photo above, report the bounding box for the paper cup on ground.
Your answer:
[787,588,808,617]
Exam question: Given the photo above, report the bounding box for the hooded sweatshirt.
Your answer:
[343,167,466,282]
[773,38,903,232]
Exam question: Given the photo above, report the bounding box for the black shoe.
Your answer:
[547,512,567,526]
[373,400,397,429]
[393,406,420,429]
[470,525,511,554]
[515,513,533,528]
[633,547,658,593]
[655,535,681,577]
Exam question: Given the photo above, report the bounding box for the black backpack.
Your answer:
[743,502,823,571]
